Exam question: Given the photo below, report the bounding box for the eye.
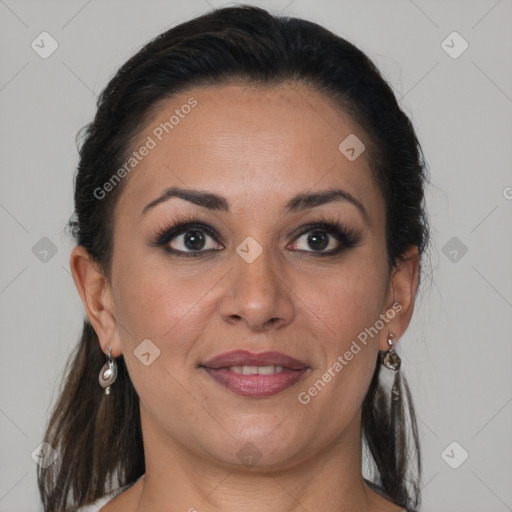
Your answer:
[150,216,360,258]
[150,217,224,258]
[288,221,360,256]
[167,227,223,254]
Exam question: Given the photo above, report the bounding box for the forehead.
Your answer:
[115,83,383,222]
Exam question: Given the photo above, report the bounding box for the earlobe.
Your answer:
[380,245,420,351]
[69,246,122,357]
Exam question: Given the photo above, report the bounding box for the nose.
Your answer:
[219,243,295,332]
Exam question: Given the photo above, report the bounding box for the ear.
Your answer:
[379,245,420,351]
[69,245,122,358]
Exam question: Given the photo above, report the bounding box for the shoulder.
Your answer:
[75,493,116,512]
[75,490,121,512]
[75,477,141,512]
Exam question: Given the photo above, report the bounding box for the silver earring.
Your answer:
[381,331,401,371]
[99,346,118,395]
[380,332,402,402]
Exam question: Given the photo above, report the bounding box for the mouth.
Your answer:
[199,350,310,397]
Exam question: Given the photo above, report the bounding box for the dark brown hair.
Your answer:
[39,5,430,511]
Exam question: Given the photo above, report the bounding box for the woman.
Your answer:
[38,4,430,511]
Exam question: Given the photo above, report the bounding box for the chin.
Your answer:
[199,422,311,470]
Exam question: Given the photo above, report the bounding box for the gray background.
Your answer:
[1,0,511,511]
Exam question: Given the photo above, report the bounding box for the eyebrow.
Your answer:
[142,186,369,223]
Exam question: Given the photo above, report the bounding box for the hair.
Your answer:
[38,4,430,511]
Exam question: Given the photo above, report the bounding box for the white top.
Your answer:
[75,481,135,512]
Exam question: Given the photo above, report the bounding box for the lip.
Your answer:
[200,350,310,397]
[202,350,309,370]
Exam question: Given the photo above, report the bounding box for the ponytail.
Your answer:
[362,361,421,510]
[38,319,144,511]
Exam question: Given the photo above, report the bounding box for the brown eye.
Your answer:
[165,227,223,255]
[288,221,360,256]
[293,229,337,252]
[152,220,224,257]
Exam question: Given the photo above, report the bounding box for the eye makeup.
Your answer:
[148,212,362,258]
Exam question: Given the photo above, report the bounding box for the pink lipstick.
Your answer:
[200,350,309,397]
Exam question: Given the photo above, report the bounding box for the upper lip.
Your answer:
[201,350,309,370]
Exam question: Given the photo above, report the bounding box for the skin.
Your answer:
[71,83,419,512]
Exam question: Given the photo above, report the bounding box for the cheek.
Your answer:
[298,259,387,347]
[111,260,218,421]
[113,253,218,341]
[292,260,386,407]
[111,256,222,396]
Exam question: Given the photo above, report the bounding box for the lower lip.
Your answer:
[203,367,308,397]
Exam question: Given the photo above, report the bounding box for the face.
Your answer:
[103,83,397,468]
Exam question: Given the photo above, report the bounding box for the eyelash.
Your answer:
[149,213,361,258]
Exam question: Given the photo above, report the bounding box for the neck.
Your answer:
[134,408,385,512]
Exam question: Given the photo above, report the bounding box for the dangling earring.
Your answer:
[380,332,409,460]
[380,332,402,401]
[99,346,118,395]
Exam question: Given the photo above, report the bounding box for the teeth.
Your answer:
[242,366,258,375]
[229,365,284,375]
[257,365,277,375]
